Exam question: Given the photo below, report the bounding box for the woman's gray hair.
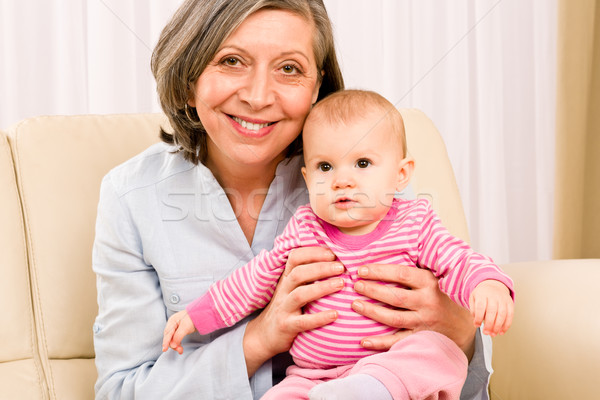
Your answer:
[151,0,344,165]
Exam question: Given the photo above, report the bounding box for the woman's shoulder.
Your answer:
[103,142,194,196]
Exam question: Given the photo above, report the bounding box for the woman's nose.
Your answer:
[239,67,275,110]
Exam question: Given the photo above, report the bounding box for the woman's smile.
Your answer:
[228,114,278,138]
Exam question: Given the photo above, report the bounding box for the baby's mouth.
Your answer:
[335,197,356,204]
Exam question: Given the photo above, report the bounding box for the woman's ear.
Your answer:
[396,156,415,192]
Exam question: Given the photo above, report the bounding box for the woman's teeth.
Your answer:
[232,116,271,131]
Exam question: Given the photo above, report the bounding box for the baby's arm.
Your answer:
[165,214,304,351]
[469,280,514,336]
[162,310,196,354]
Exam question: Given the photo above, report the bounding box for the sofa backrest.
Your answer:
[401,108,470,243]
[0,130,48,398]
[1,110,469,399]
[4,114,165,399]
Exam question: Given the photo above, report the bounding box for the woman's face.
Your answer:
[189,9,321,172]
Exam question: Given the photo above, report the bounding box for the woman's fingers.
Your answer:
[351,298,420,330]
[276,246,342,294]
[284,276,345,312]
[354,265,437,311]
[354,279,415,309]
[287,309,339,333]
[360,329,413,351]
[284,246,337,277]
[358,264,437,289]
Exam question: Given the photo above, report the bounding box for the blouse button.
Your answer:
[170,294,180,304]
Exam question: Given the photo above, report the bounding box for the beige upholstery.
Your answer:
[2,115,164,399]
[401,109,470,243]
[1,112,597,399]
[490,259,600,399]
[0,130,47,398]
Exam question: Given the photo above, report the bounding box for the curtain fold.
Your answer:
[553,0,600,258]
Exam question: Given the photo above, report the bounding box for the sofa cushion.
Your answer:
[0,130,47,399]
[7,114,164,399]
[490,259,600,399]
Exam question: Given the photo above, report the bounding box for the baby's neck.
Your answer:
[336,218,384,236]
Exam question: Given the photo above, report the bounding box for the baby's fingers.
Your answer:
[169,315,196,353]
[470,295,487,327]
[482,299,499,336]
[500,300,515,334]
[162,321,177,352]
[170,327,187,352]
[170,343,184,355]
[489,302,506,336]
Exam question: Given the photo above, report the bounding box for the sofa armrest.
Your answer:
[489,259,600,399]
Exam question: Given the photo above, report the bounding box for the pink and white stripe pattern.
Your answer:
[187,198,514,368]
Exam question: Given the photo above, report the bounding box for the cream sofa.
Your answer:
[1,112,597,399]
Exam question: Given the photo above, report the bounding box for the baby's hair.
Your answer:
[306,89,407,157]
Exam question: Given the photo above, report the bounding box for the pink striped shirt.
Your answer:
[187,198,514,368]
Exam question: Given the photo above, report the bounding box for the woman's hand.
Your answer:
[351,264,477,360]
[243,247,344,376]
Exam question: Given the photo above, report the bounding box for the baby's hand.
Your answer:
[469,280,514,337]
[162,310,196,354]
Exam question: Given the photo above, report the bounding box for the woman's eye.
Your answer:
[318,163,332,172]
[223,57,239,66]
[281,64,299,74]
[356,159,371,168]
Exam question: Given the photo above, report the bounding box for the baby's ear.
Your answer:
[301,166,308,183]
[396,157,415,192]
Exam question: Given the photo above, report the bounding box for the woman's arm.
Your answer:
[351,265,491,399]
[93,176,262,399]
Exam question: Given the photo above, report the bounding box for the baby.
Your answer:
[163,90,514,400]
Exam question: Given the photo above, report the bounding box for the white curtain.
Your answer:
[325,0,557,264]
[0,0,556,264]
[0,0,178,122]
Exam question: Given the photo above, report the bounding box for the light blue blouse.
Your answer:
[92,142,491,399]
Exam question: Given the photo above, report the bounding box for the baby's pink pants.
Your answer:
[261,330,468,400]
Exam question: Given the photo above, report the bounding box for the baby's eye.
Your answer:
[356,159,371,168]
[318,162,332,172]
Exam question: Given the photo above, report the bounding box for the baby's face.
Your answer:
[302,111,411,235]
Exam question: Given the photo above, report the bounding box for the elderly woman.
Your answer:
[92,1,490,399]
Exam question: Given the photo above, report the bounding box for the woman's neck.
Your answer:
[204,152,285,245]
[205,154,282,193]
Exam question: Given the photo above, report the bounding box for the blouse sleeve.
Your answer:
[92,174,268,399]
